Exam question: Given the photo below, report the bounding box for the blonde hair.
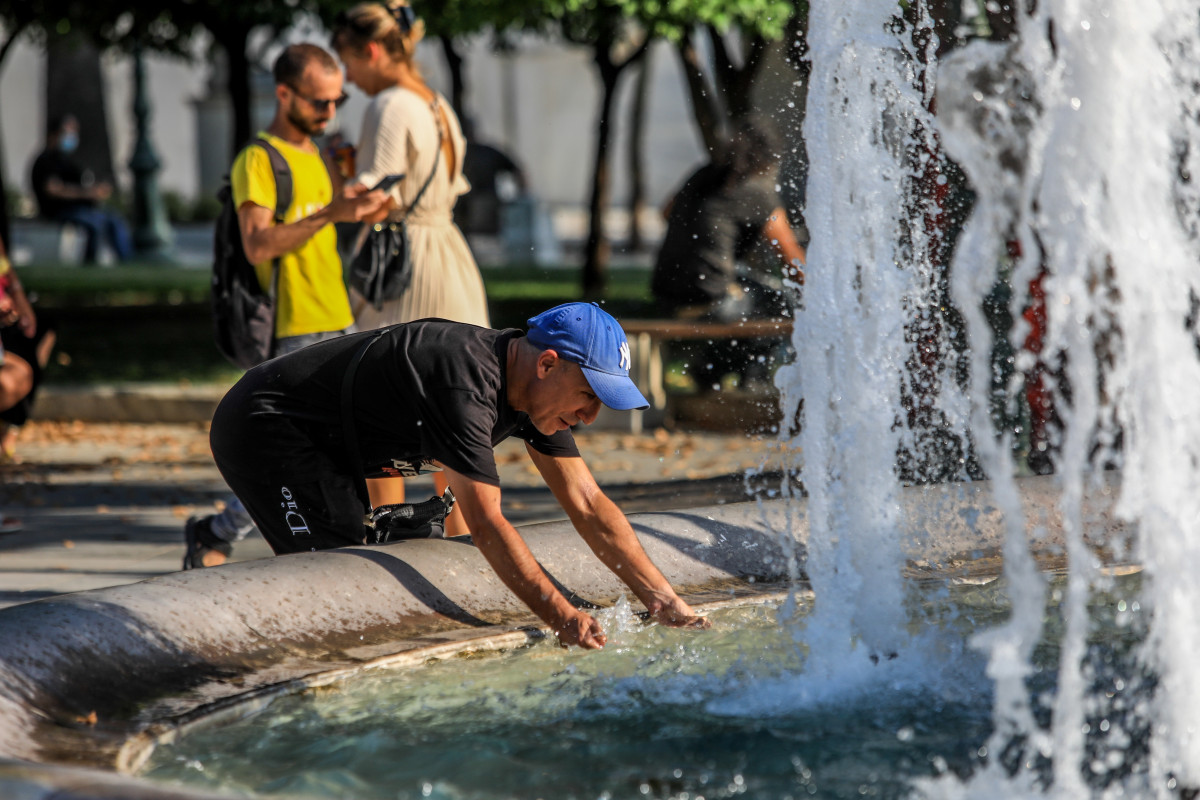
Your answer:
[331,1,425,67]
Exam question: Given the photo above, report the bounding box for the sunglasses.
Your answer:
[288,86,349,111]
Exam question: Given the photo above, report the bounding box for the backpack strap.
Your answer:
[249,138,292,343]
[253,138,293,225]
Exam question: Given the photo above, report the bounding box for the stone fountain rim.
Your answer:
[0,476,1134,800]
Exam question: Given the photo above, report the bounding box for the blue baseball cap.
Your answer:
[526,302,649,411]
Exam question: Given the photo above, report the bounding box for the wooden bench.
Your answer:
[620,318,794,432]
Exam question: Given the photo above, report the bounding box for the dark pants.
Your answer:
[56,207,133,263]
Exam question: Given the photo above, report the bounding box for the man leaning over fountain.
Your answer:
[196,301,710,648]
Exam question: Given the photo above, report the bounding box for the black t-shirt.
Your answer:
[210,320,579,485]
[652,163,780,307]
[30,149,90,219]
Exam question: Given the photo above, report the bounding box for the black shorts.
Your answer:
[209,404,367,555]
[213,462,367,555]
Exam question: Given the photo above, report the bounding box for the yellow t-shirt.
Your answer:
[231,133,354,339]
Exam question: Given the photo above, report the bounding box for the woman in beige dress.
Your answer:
[332,0,489,331]
[332,1,489,528]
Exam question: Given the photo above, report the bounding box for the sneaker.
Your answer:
[0,513,20,535]
[182,515,233,570]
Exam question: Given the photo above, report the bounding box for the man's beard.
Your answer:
[287,107,329,137]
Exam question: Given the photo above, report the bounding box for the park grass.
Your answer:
[18,262,655,385]
[20,263,653,308]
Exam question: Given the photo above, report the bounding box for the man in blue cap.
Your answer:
[189,302,709,648]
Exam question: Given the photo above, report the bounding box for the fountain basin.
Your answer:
[0,475,1132,799]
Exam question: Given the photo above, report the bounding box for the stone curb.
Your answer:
[33,384,228,425]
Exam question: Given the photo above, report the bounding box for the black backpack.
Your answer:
[211,138,292,370]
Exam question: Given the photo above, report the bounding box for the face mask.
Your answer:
[59,132,79,153]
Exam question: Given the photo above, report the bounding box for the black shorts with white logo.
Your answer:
[212,465,367,555]
[209,395,368,554]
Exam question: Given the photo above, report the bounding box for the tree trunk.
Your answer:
[439,36,466,120]
[0,28,21,247]
[706,25,737,102]
[582,58,621,298]
[625,47,653,254]
[674,31,724,154]
[218,27,254,152]
[46,34,115,185]
[781,7,812,221]
[707,26,768,120]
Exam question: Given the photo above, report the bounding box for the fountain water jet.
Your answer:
[780,0,931,668]
[790,0,1200,793]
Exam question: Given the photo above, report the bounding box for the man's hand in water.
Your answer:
[646,594,711,629]
[554,608,608,649]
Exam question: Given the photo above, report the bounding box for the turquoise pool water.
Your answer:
[142,574,1147,799]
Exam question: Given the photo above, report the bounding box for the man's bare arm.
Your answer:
[43,176,111,203]
[238,185,387,265]
[526,445,709,628]
[441,464,608,649]
[762,207,806,286]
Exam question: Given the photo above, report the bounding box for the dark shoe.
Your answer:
[183,515,233,570]
[368,489,456,544]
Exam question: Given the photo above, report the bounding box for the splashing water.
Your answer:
[780,0,931,672]
[783,0,1200,795]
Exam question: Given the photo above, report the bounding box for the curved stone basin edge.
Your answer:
[0,473,1133,799]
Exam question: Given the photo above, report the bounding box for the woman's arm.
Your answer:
[762,207,806,286]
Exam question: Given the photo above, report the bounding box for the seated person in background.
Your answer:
[651,114,807,390]
[31,114,133,264]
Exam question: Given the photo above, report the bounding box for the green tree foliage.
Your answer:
[120,1,310,151]
[314,0,538,116]
[1,0,314,194]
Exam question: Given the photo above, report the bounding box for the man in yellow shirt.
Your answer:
[234,42,386,351]
[185,42,388,569]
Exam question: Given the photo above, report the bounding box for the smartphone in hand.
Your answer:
[370,174,405,193]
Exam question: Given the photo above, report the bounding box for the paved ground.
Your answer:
[0,418,796,609]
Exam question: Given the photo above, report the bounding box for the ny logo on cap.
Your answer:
[619,341,631,372]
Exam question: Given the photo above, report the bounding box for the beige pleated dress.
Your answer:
[351,86,490,329]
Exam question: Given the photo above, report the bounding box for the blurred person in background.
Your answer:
[651,115,806,391]
[30,114,132,264]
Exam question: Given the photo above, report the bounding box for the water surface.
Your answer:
[143,573,1147,799]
